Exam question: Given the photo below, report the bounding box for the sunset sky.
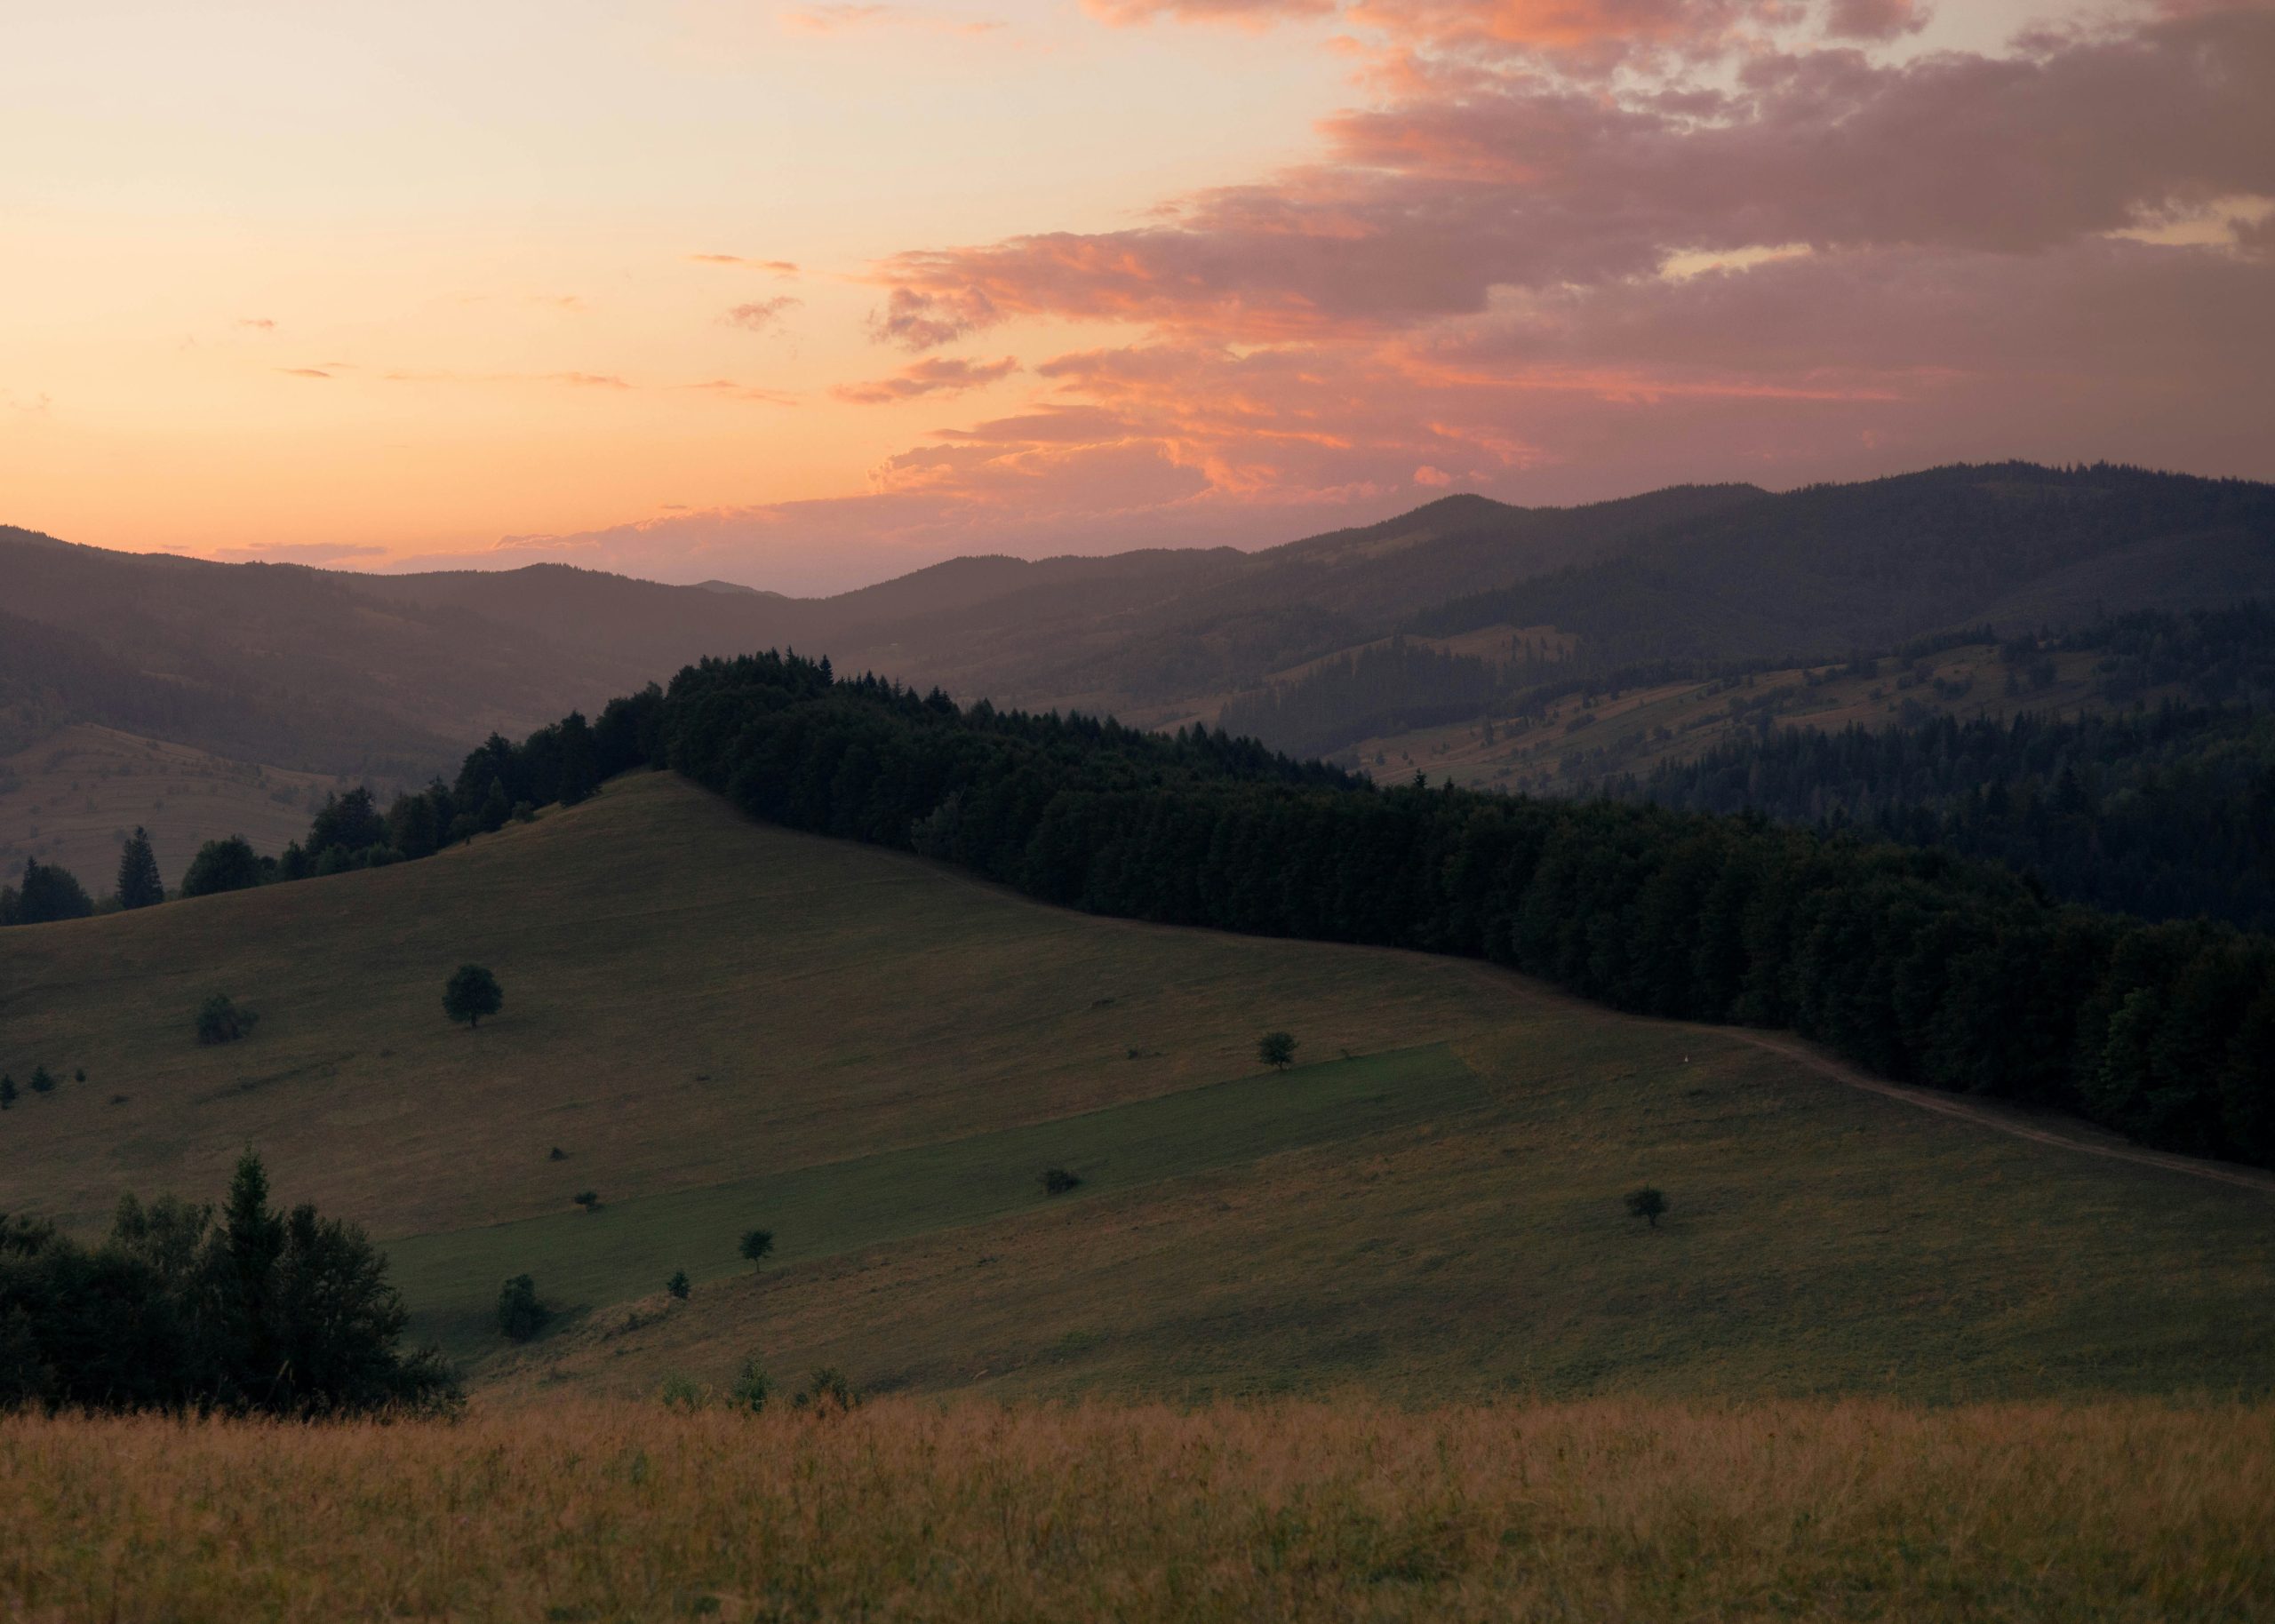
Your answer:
[4,0,2270,593]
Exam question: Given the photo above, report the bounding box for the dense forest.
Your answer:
[405,651,2271,1172]
[1627,609,2275,930]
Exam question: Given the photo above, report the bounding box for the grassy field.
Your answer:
[4,770,2274,1405]
[0,723,355,892]
[4,1398,2270,1622]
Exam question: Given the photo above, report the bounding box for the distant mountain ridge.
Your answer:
[4,462,2270,793]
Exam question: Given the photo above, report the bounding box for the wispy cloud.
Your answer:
[684,378,799,404]
[780,3,1005,36]
[690,254,802,274]
[723,297,803,333]
[235,316,276,331]
[278,367,333,378]
[210,542,389,564]
[832,354,1020,403]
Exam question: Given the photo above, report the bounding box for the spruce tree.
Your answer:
[116,827,164,910]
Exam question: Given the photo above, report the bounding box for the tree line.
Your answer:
[459,649,2269,1170]
[1,712,605,924]
[1,1152,456,1415]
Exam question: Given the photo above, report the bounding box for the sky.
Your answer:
[3,0,2269,594]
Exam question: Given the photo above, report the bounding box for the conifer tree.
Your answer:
[116,827,164,910]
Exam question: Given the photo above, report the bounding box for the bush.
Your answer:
[1625,1187,1669,1229]
[497,1274,547,1341]
[667,1270,690,1301]
[28,1066,53,1095]
[1040,1167,1082,1196]
[792,1366,858,1413]
[0,1076,14,1110]
[196,994,257,1046]
[739,1229,775,1272]
[730,1356,772,1413]
[548,1147,567,1161]
[572,1190,600,1213]
[657,1373,710,1412]
[1257,1031,1297,1071]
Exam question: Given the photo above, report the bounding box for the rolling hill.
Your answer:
[3,771,2269,1402]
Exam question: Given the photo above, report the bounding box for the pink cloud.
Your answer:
[724,297,802,333]
[490,0,2268,593]
[832,355,1021,404]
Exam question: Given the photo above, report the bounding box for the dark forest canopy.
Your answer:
[449,650,2271,1172]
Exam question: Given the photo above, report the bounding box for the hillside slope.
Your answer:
[3,773,2270,1401]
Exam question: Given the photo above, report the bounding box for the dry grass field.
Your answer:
[3,1398,2269,1622]
[0,723,354,891]
[4,771,2273,1405]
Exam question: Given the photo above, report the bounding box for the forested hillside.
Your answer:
[1410,464,2275,667]
[1626,609,2275,929]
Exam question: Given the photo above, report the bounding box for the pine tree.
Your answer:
[116,827,164,910]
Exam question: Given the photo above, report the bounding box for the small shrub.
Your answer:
[1040,1166,1082,1196]
[572,1190,600,1213]
[0,1076,14,1110]
[667,1270,690,1301]
[73,1068,85,1084]
[791,1366,858,1413]
[730,1356,771,1413]
[657,1373,710,1412]
[28,1065,53,1095]
[548,1147,567,1161]
[497,1274,547,1341]
[1625,1187,1669,1229]
[196,994,256,1046]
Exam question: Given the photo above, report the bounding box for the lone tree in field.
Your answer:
[0,1075,15,1110]
[497,1274,547,1341]
[443,964,503,1030]
[739,1228,775,1273]
[1624,1187,1669,1229]
[197,993,257,1046]
[667,1270,690,1301]
[1257,1031,1297,1071]
[28,1065,54,1095]
[116,828,164,911]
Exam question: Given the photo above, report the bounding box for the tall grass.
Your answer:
[4,1398,2269,1621]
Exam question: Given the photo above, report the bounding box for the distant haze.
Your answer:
[4,0,2269,596]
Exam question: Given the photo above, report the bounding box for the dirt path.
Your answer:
[1720,1027,2275,1198]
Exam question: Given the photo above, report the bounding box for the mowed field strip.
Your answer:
[5,771,2273,1403]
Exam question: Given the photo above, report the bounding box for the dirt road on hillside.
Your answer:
[1720,1028,2275,1198]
